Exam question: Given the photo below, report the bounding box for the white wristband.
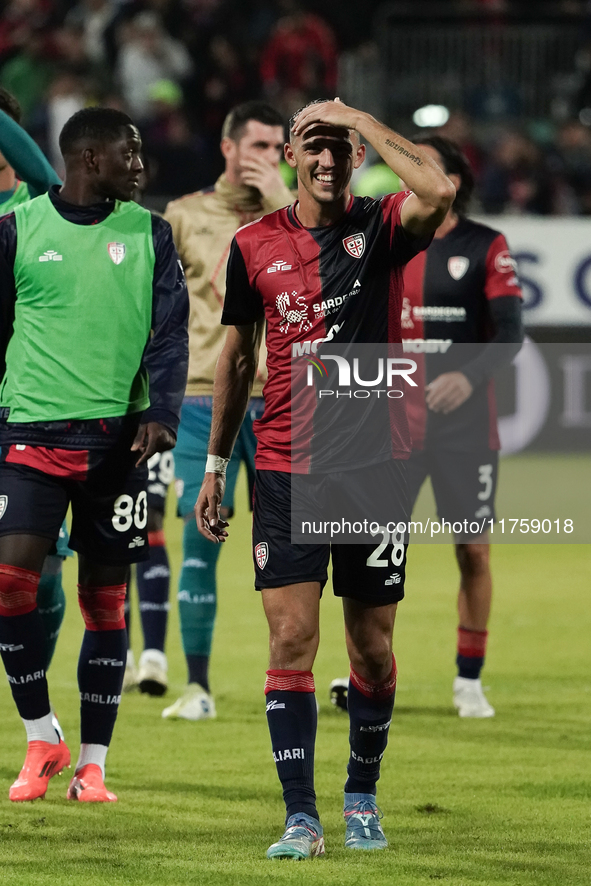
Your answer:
[205,454,230,475]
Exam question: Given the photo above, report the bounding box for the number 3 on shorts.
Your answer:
[477,464,493,501]
[112,491,148,532]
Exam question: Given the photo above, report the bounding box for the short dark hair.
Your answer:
[412,135,475,216]
[0,88,22,124]
[221,101,284,142]
[59,106,136,157]
[289,98,331,134]
[288,98,360,144]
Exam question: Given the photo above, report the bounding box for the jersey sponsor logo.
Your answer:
[0,494,7,519]
[343,232,365,259]
[255,541,269,569]
[403,338,453,353]
[0,642,24,652]
[108,242,126,265]
[128,535,145,549]
[174,478,185,499]
[276,291,312,334]
[412,305,466,322]
[475,505,491,518]
[88,657,124,666]
[385,572,401,585]
[495,250,517,274]
[290,323,344,357]
[313,279,360,319]
[266,699,286,712]
[448,256,470,280]
[267,260,293,273]
[38,249,62,262]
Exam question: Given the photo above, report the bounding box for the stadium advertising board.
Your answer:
[481,216,591,326]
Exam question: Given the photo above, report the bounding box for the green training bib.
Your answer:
[2,193,155,422]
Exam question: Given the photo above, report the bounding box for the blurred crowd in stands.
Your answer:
[3,0,591,213]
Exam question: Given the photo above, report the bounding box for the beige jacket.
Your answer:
[165,174,293,397]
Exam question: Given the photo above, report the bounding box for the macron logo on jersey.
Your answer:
[267,260,292,273]
[39,250,62,262]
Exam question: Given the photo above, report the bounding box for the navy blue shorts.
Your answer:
[407,449,498,533]
[0,429,149,565]
[252,461,409,605]
[146,451,175,513]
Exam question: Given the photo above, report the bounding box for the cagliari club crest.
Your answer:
[108,242,126,265]
[255,542,268,569]
[448,256,470,280]
[343,232,365,259]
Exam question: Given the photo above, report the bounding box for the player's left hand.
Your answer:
[425,372,473,414]
[241,157,288,201]
[291,98,362,137]
[131,422,175,466]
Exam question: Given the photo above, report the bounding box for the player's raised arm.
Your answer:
[195,320,264,542]
[291,99,456,236]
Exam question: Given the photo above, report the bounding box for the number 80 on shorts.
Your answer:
[111,490,148,532]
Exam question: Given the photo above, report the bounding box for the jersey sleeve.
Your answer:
[484,233,523,300]
[460,296,524,388]
[141,215,189,436]
[0,110,61,197]
[221,237,264,326]
[163,200,187,264]
[379,191,434,265]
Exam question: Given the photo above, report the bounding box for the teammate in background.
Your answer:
[0,107,188,803]
[161,101,292,720]
[123,450,175,696]
[196,98,454,857]
[402,135,523,717]
[0,90,70,676]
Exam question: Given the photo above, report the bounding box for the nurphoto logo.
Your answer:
[303,353,418,399]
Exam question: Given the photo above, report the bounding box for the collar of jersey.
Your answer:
[288,194,355,231]
[47,186,123,226]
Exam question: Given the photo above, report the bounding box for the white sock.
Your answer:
[23,713,60,744]
[76,743,108,779]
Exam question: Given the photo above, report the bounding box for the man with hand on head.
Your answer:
[0,107,188,804]
[162,101,292,721]
[195,98,455,858]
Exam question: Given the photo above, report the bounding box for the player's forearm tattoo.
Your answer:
[384,139,422,165]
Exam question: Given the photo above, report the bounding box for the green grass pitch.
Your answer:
[1,456,590,885]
